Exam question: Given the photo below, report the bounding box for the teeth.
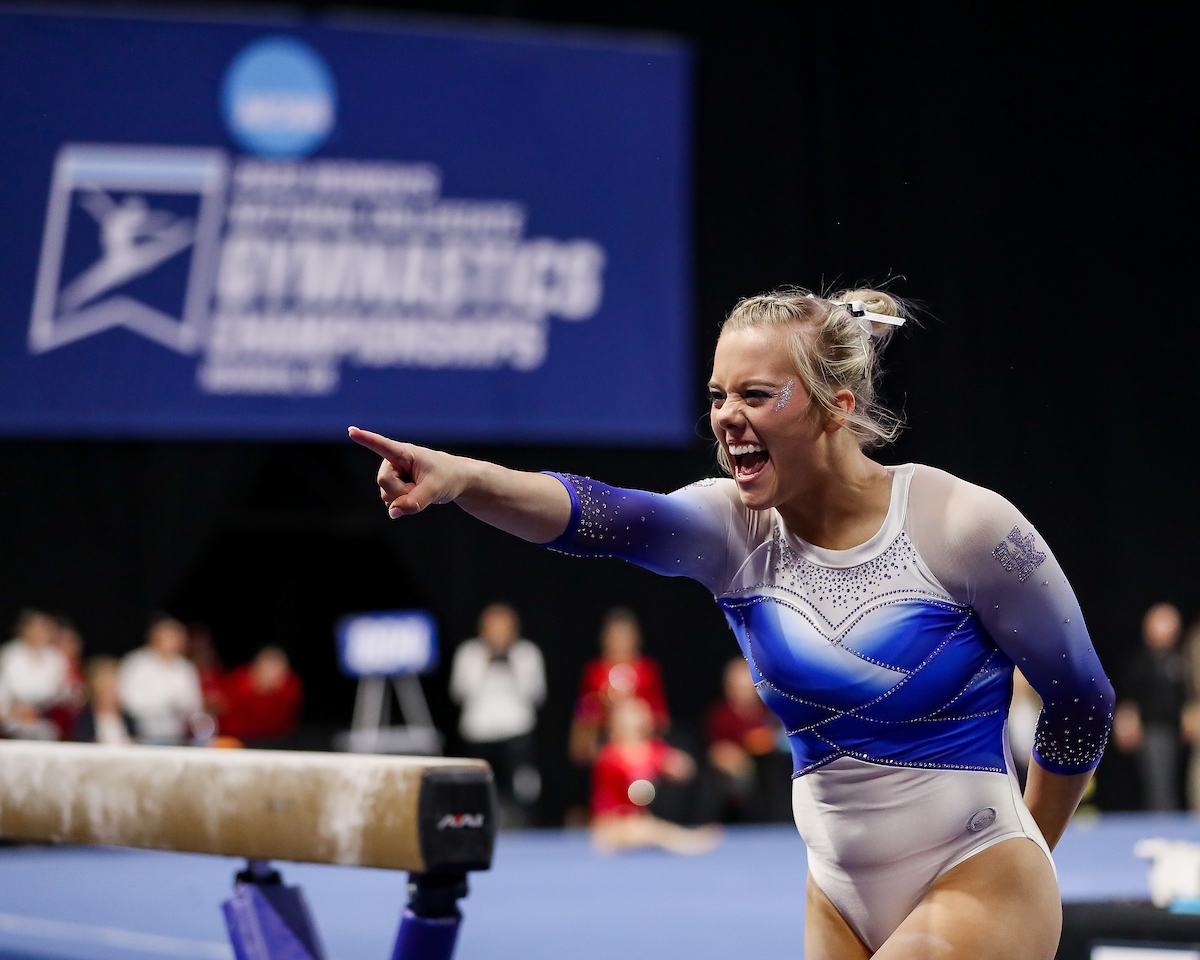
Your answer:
[728,443,766,457]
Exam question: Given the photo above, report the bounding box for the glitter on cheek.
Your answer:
[773,378,795,412]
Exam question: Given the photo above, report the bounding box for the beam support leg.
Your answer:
[223,860,327,960]
[389,873,468,960]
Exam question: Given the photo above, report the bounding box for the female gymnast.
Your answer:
[349,287,1114,959]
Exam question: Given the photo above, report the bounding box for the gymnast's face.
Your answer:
[709,326,821,510]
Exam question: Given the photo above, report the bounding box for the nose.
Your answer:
[712,397,746,434]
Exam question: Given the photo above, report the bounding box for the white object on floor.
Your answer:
[1092,946,1200,960]
[1134,837,1200,907]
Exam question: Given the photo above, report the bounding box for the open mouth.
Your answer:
[728,442,770,482]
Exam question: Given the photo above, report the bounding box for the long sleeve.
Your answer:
[542,473,757,595]
[908,465,1115,775]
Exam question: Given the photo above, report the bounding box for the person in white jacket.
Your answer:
[449,603,545,827]
[0,609,69,739]
[118,615,205,744]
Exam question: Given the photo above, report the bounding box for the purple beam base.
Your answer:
[222,861,327,960]
[222,861,469,960]
[389,873,468,960]
[390,911,461,960]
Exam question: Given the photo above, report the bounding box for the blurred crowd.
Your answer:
[0,609,302,748]
[449,602,793,850]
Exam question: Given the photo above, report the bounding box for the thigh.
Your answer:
[874,838,1060,960]
[805,873,871,960]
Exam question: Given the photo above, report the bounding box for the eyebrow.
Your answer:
[707,378,780,390]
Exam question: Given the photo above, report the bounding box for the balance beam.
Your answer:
[0,740,494,874]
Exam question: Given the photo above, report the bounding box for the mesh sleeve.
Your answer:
[542,474,744,595]
[908,465,1115,775]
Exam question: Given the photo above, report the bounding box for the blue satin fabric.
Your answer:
[719,596,1014,776]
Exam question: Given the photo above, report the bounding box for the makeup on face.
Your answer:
[773,377,794,413]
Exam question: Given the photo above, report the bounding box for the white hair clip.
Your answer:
[833,300,906,338]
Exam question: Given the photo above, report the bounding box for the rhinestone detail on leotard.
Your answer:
[1033,702,1113,770]
[737,527,955,630]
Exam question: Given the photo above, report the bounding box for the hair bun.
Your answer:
[834,287,899,316]
[831,287,906,337]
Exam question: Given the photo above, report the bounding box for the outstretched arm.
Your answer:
[350,427,745,594]
[348,427,571,543]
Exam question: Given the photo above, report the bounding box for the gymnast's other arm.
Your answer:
[348,427,572,543]
[1023,763,1092,850]
[912,468,1115,852]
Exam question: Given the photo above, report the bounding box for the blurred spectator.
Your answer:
[702,657,790,822]
[590,697,720,855]
[1181,617,1200,811]
[46,614,86,739]
[73,656,135,744]
[0,609,69,740]
[1008,669,1043,790]
[217,646,303,744]
[570,608,668,765]
[450,603,545,828]
[187,622,227,717]
[1114,602,1187,810]
[118,614,206,744]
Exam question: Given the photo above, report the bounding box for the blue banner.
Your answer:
[0,10,691,442]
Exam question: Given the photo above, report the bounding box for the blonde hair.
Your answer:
[716,286,908,468]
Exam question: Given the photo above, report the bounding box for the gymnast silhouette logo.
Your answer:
[29,143,228,356]
[56,190,196,315]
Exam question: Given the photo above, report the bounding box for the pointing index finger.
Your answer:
[348,427,412,465]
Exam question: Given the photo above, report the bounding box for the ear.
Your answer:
[822,389,857,434]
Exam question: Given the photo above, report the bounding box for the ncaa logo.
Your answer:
[222,37,337,159]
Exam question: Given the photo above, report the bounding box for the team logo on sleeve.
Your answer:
[992,526,1046,582]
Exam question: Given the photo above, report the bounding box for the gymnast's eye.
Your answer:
[708,390,725,406]
[744,390,771,405]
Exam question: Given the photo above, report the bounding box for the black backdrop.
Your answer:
[2,2,1196,820]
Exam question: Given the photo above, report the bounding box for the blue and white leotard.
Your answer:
[544,463,1113,950]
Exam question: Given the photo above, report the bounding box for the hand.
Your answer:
[709,740,753,779]
[662,747,696,782]
[349,427,468,518]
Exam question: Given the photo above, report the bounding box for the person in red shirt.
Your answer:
[589,697,721,855]
[46,614,86,739]
[570,608,669,765]
[187,622,227,718]
[217,646,302,745]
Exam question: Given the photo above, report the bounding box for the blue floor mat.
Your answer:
[1,815,1197,960]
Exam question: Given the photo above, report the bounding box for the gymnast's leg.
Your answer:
[805,874,871,960]
[872,837,1060,960]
